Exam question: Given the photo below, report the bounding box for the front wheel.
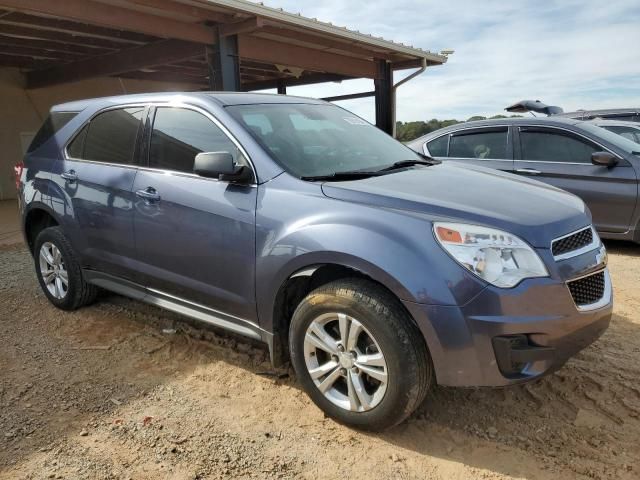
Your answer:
[289,279,433,430]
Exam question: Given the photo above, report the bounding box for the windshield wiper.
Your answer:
[377,157,440,172]
[300,170,383,181]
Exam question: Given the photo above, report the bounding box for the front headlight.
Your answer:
[434,222,548,288]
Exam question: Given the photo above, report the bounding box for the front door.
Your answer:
[132,106,258,322]
[513,126,638,233]
[52,106,145,280]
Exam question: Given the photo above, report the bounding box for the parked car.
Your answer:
[408,117,640,243]
[17,93,612,430]
[505,100,640,123]
[587,119,640,143]
[558,108,640,123]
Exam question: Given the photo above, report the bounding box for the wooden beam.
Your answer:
[0,33,114,55]
[118,70,208,86]
[26,39,204,89]
[260,25,397,62]
[243,73,349,91]
[122,0,236,23]
[219,17,264,37]
[240,66,283,76]
[0,24,135,50]
[322,91,375,102]
[0,43,82,62]
[0,0,216,44]
[0,52,56,69]
[0,11,152,44]
[238,35,377,79]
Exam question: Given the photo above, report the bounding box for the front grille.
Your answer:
[552,227,593,257]
[567,271,605,306]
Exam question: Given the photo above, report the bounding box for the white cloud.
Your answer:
[250,0,640,121]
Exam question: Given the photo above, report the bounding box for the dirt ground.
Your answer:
[1,207,639,479]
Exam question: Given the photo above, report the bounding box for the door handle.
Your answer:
[135,187,161,202]
[61,170,78,183]
[515,168,542,175]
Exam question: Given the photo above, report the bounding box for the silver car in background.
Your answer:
[408,117,640,243]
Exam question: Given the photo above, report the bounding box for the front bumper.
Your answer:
[403,262,612,387]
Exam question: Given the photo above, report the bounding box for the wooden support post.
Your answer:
[207,30,240,91]
[374,59,393,135]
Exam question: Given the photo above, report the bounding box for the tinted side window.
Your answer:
[67,125,88,158]
[149,107,241,173]
[82,107,144,164]
[448,130,507,159]
[520,130,597,163]
[29,112,78,153]
[426,135,448,157]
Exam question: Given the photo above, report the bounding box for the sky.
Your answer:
[250,0,640,122]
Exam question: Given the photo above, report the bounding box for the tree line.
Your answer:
[395,115,521,142]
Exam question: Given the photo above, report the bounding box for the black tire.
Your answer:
[33,226,98,311]
[289,278,433,431]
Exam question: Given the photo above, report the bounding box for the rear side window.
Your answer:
[149,107,241,173]
[449,129,508,159]
[426,135,448,157]
[68,107,144,164]
[28,112,78,153]
[520,130,597,163]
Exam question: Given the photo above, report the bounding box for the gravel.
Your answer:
[1,241,639,479]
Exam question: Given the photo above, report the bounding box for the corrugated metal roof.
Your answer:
[198,0,447,64]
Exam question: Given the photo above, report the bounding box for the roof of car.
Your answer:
[555,108,640,119]
[51,92,327,112]
[409,116,584,144]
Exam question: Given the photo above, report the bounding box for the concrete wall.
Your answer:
[0,68,196,200]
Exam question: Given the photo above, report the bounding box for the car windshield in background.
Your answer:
[227,104,422,178]
[578,123,640,155]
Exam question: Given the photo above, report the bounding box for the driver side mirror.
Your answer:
[591,151,618,168]
[194,152,252,183]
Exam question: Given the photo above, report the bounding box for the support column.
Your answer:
[206,31,240,91]
[374,59,393,135]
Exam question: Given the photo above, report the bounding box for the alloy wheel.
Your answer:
[303,312,388,412]
[39,241,68,299]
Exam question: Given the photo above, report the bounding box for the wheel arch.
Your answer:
[23,204,60,254]
[268,258,422,367]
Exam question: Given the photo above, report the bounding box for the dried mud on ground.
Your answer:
[1,241,639,479]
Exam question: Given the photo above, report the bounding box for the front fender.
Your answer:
[255,175,485,333]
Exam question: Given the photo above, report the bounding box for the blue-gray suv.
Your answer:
[16,93,612,430]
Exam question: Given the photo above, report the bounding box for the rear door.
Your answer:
[132,105,258,322]
[425,126,514,173]
[513,126,637,233]
[54,105,145,280]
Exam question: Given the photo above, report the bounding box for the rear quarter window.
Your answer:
[67,107,145,165]
[28,112,78,153]
[426,135,448,156]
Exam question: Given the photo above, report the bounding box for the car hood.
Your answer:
[321,163,590,248]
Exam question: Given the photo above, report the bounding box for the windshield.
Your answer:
[578,123,640,155]
[226,103,422,178]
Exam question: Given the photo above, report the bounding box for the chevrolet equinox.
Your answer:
[16,93,612,430]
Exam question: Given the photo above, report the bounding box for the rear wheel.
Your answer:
[34,226,97,310]
[289,278,433,430]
